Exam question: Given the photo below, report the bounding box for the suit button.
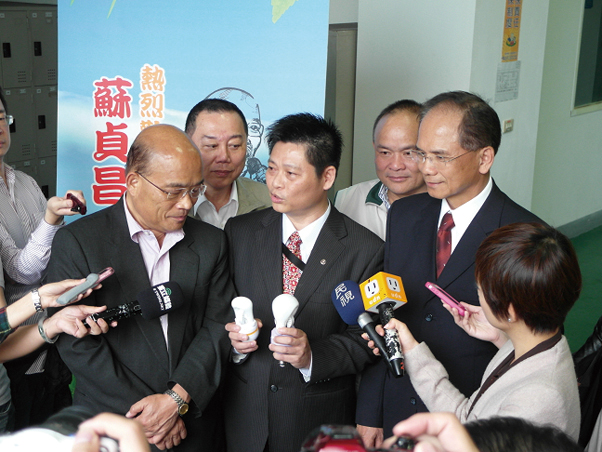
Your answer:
[270,385,278,393]
[410,397,416,405]
[425,313,433,322]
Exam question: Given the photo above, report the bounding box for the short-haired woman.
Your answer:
[371,222,582,440]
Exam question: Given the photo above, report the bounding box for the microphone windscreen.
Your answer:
[138,281,184,320]
[331,280,365,325]
[360,272,407,313]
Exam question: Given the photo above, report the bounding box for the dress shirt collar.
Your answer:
[438,176,493,253]
[377,182,391,210]
[282,202,331,263]
[123,193,185,247]
[365,180,385,207]
[192,180,239,229]
[0,164,16,201]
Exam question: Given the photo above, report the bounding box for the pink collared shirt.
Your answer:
[124,195,185,347]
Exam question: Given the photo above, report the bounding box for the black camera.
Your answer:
[300,425,415,451]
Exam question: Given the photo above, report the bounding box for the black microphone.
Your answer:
[86,281,184,327]
[331,280,403,378]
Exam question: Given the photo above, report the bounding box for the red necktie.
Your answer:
[282,232,302,295]
[436,212,454,278]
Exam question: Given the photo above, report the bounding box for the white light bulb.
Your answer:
[271,294,299,368]
[231,296,259,341]
[272,294,298,328]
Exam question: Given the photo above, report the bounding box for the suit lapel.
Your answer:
[257,210,285,309]
[437,182,505,289]
[167,228,199,371]
[294,209,346,317]
[109,198,170,373]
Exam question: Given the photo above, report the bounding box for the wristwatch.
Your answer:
[164,389,189,416]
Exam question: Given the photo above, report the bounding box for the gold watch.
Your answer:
[165,389,189,416]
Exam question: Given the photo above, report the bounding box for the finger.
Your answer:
[87,319,103,335]
[71,319,87,338]
[277,327,302,337]
[65,190,86,203]
[72,429,100,452]
[225,322,241,333]
[95,318,110,334]
[272,334,292,346]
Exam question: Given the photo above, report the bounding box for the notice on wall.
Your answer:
[495,61,521,103]
[502,0,522,62]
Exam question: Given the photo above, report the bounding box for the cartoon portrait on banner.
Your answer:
[57,0,329,215]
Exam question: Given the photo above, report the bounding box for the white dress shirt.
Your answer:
[438,177,493,253]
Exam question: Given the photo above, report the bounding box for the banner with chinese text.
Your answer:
[502,0,522,62]
[58,0,329,214]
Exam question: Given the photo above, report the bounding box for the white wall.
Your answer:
[470,1,549,210]
[532,0,602,227]
[329,0,358,24]
[350,0,551,212]
[352,1,476,185]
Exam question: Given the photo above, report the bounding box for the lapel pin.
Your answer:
[320,259,326,265]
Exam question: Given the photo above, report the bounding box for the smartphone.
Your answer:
[425,281,466,316]
[57,267,114,305]
[67,193,87,215]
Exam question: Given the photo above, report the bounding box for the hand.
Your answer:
[357,425,383,448]
[73,412,149,452]
[44,305,112,339]
[382,412,479,452]
[38,278,100,309]
[126,389,187,446]
[441,302,507,348]
[226,319,263,354]
[361,324,385,355]
[155,417,187,450]
[45,190,86,225]
[362,320,419,355]
[269,327,311,369]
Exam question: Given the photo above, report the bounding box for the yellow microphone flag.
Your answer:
[360,272,407,313]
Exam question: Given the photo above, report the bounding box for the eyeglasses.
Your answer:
[136,172,206,200]
[0,115,14,126]
[408,149,473,167]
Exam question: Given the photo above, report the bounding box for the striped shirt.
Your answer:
[0,164,61,303]
[0,163,61,374]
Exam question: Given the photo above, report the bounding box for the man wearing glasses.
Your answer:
[355,91,544,447]
[46,124,235,451]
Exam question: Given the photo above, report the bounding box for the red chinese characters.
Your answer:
[91,68,165,206]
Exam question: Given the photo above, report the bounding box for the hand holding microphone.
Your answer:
[331,273,407,378]
[85,281,184,327]
[361,272,407,377]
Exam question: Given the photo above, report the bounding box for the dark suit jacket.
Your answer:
[223,207,384,452]
[356,181,544,436]
[46,197,235,451]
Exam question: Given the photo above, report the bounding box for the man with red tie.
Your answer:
[355,91,545,447]
[223,113,384,452]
